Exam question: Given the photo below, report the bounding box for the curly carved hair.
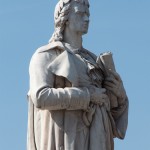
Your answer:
[49,0,89,43]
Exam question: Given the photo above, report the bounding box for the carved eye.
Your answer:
[76,11,84,16]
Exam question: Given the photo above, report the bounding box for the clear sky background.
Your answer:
[0,0,150,150]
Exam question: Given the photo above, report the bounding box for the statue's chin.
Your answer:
[82,27,89,35]
[82,30,88,35]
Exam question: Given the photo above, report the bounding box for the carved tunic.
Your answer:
[27,42,128,150]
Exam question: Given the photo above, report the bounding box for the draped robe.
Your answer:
[27,41,128,150]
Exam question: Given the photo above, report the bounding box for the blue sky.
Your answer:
[0,0,150,149]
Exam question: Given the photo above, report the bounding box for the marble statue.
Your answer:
[27,0,128,150]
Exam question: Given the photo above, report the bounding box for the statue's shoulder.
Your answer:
[30,41,65,66]
[36,41,65,54]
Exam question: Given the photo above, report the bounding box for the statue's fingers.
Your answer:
[105,77,118,85]
[104,85,116,94]
[109,69,121,81]
[104,81,114,88]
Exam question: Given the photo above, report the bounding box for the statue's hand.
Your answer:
[88,87,109,105]
[103,69,126,104]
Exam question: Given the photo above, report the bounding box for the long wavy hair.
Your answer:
[49,0,89,43]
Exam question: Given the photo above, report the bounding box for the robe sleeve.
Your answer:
[109,97,129,139]
[28,49,90,111]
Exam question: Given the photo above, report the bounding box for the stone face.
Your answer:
[27,0,128,150]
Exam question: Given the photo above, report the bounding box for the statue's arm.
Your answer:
[28,50,90,110]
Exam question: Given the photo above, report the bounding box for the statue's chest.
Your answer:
[75,52,104,87]
[54,55,91,88]
[53,50,104,88]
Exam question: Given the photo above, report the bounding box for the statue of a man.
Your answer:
[27,0,128,150]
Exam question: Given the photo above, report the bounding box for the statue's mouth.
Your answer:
[83,23,89,28]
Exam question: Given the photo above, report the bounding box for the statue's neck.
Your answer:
[63,28,83,50]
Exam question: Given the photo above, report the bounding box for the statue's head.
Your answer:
[49,0,90,42]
